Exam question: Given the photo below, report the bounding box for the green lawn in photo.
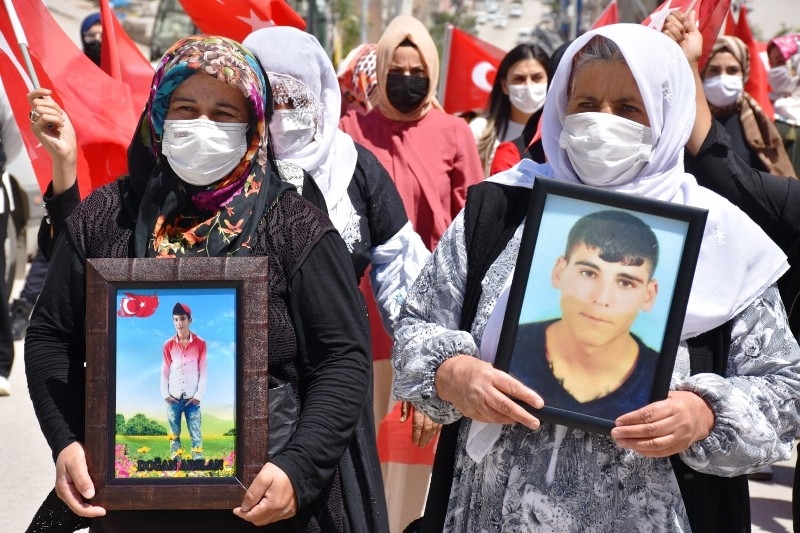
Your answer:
[115,415,236,478]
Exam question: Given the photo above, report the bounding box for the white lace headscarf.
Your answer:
[496,23,788,339]
[244,27,358,230]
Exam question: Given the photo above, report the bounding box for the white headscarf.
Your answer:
[495,24,788,339]
[244,27,358,230]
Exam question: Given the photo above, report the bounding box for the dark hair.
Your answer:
[477,44,550,172]
[518,39,573,161]
[565,210,659,277]
[487,44,549,138]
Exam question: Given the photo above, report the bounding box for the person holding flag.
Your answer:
[25,35,380,532]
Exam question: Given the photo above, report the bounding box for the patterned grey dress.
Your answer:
[393,211,800,532]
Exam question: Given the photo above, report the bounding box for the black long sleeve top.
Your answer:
[686,118,800,330]
[24,182,372,532]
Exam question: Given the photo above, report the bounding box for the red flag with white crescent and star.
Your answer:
[441,26,506,115]
[118,293,160,318]
[178,0,306,42]
[642,0,731,71]
[0,0,135,196]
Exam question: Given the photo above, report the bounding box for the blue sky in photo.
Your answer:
[115,287,237,422]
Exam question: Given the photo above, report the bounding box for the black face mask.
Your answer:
[83,41,101,67]
[385,73,429,114]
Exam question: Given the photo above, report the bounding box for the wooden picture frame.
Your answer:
[85,257,269,510]
[494,178,707,435]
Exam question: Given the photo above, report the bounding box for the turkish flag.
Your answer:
[99,0,153,114]
[0,1,93,195]
[642,0,732,71]
[590,0,619,30]
[441,26,506,115]
[0,0,142,195]
[117,293,160,318]
[0,53,75,195]
[724,5,774,118]
[178,0,306,42]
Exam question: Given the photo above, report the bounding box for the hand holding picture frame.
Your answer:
[493,178,708,435]
[85,257,269,510]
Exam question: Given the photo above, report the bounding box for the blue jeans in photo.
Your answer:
[166,396,203,459]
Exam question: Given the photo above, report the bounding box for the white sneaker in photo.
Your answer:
[0,376,10,396]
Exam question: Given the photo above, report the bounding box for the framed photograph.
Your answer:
[85,257,269,510]
[494,178,707,435]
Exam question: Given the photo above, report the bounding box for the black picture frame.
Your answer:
[85,257,269,510]
[493,178,707,435]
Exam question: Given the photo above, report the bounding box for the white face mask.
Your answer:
[270,109,316,157]
[508,83,547,114]
[559,112,653,187]
[768,65,798,96]
[162,119,248,187]
[703,74,743,107]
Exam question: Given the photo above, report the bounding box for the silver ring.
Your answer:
[29,109,41,123]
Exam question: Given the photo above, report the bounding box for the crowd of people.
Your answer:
[7,5,800,533]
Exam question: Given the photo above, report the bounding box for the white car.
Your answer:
[494,16,508,28]
[509,4,522,17]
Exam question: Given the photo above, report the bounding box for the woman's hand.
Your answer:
[234,462,297,526]
[435,354,543,430]
[400,401,441,447]
[27,88,78,194]
[661,10,702,67]
[611,390,715,457]
[54,442,106,518]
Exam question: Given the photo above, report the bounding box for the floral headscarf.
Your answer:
[130,35,289,258]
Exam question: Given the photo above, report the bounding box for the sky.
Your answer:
[114,287,237,423]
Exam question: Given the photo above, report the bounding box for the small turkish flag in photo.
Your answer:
[118,293,160,318]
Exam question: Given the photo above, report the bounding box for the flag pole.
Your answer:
[3,0,40,88]
[99,0,122,80]
[437,23,452,109]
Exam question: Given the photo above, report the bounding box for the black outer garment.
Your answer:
[24,181,372,532]
[686,117,800,533]
[344,144,409,283]
[685,119,800,325]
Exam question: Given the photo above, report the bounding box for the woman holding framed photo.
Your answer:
[25,35,383,532]
[393,18,800,533]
